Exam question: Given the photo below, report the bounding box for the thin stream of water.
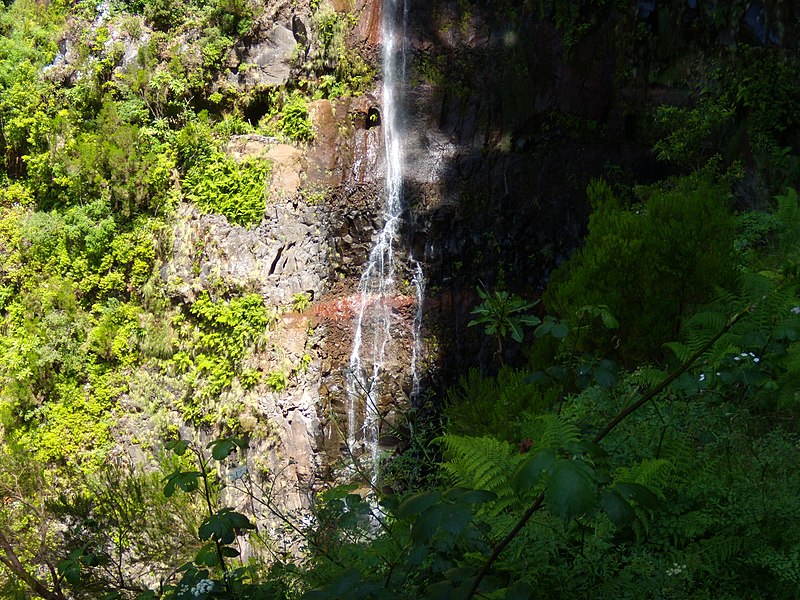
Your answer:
[346,0,414,484]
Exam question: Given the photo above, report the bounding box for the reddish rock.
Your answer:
[352,0,382,47]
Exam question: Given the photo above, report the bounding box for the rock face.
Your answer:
[151,0,800,529]
[163,202,327,306]
[231,25,298,87]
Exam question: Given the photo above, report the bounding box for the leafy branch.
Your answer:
[464,300,757,599]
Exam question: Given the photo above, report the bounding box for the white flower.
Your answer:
[666,563,687,577]
[698,373,706,382]
[190,579,214,597]
[791,307,800,315]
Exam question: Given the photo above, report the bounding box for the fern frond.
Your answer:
[690,535,746,571]
[631,367,668,390]
[655,435,693,476]
[440,435,523,501]
[663,341,693,363]
[674,510,715,544]
[614,458,674,497]
[533,414,581,449]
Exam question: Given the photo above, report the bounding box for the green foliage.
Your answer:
[445,367,554,441]
[534,0,624,52]
[3,0,800,599]
[292,291,312,312]
[546,177,737,363]
[207,0,254,36]
[304,2,373,96]
[173,292,272,423]
[183,153,270,226]
[469,286,540,343]
[277,93,315,143]
[265,369,288,392]
[468,286,540,364]
[654,46,800,195]
[440,435,522,510]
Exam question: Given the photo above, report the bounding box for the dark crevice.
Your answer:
[269,246,284,276]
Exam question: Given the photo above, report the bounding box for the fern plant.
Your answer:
[439,435,523,513]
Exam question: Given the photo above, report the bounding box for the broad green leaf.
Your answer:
[443,487,495,505]
[411,503,471,543]
[57,555,82,585]
[600,489,636,527]
[509,320,523,342]
[513,448,555,494]
[165,439,189,456]
[199,508,254,544]
[593,366,616,388]
[396,491,441,519]
[535,317,555,337]
[208,437,248,461]
[615,482,660,508]
[195,542,221,567]
[545,459,598,519]
[565,441,607,459]
[163,470,202,497]
[320,484,359,502]
[518,314,542,327]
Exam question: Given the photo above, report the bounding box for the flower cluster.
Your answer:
[666,562,687,577]
[190,579,214,597]
[733,351,760,363]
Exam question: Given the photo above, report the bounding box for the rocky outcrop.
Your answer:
[228,25,297,87]
[162,203,327,306]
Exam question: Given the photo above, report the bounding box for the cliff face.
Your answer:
[114,0,799,517]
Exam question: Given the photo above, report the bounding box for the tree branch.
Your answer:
[0,532,65,600]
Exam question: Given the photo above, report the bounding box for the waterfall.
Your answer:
[346,0,414,484]
[410,257,425,400]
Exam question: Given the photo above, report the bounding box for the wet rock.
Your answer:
[349,0,383,47]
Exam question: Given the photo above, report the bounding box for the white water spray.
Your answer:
[410,257,425,400]
[346,0,415,483]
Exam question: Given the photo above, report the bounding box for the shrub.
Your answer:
[183,153,270,226]
[545,177,737,363]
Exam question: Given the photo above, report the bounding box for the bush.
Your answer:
[545,177,737,363]
[182,153,270,226]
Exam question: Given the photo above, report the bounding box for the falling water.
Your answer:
[346,0,412,483]
[410,257,425,400]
